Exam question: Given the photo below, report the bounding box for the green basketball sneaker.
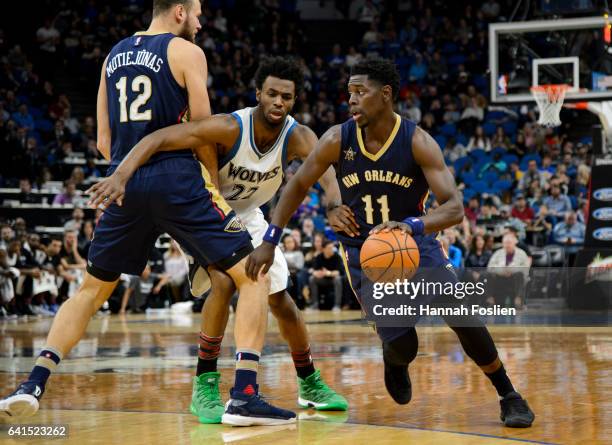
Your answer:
[297,369,348,411]
[189,372,224,424]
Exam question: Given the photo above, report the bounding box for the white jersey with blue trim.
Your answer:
[217,107,297,215]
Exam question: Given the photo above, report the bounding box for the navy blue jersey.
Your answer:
[105,33,191,167]
[336,114,429,246]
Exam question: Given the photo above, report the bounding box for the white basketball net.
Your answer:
[530,84,569,127]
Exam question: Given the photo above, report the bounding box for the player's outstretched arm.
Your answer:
[245,125,342,280]
[289,125,359,236]
[86,115,238,209]
[371,126,463,235]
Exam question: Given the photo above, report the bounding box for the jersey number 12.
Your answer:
[115,75,152,122]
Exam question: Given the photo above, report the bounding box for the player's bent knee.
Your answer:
[268,291,295,310]
[208,267,237,300]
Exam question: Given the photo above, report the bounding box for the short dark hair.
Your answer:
[350,58,400,100]
[254,56,304,96]
[153,0,193,16]
[322,240,335,249]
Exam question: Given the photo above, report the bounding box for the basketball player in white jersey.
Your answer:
[87,57,356,425]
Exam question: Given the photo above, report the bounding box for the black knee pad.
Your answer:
[383,328,419,366]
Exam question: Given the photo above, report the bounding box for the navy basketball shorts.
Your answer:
[339,233,457,343]
[88,157,252,277]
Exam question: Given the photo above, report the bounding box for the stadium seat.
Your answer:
[483,171,499,185]
[470,180,489,194]
[440,123,457,137]
[501,121,517,135]
[462,188,476,203]
[469,148,488,161]
[460,171,477,185]
[491,146,506,158]
[453,156,471,172]
[456,133,468,145]
[482,122,497,136]
[448,54,466,66]
[434,134,447,148]
[34,118,54,133]
[492,179,512,191]
[503,154,519,165]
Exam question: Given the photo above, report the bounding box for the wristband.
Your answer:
[263,224,283,245]
[402,217,425,236]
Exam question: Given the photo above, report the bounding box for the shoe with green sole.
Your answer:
[297,369,348,411]
[189,372,224,424]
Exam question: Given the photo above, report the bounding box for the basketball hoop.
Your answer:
[530,84,569,127]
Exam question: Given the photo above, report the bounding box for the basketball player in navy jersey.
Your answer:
[0,0,295,426]
[246,59,535,428]
[86,57,348,423]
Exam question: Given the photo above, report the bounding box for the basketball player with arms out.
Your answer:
[0,0,296,426]
[86,57,348,424]
[246,59,535,427]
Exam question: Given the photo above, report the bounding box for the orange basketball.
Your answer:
[359,229,420,283]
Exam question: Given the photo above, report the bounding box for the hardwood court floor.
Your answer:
[0,311,610,444]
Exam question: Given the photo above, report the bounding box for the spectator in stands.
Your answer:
[543,183,572,223]
[467,125,491,152]
[6,238,39,315]
[301,217,315,244]
[18,178,40,204]
[12,104,34,132]
[63,207,84,231]
[464,196,481,225]
[487,233,531,308]
[53,179,77,205]
[282,234,305,307]
[61,108,80,134]
[345,46,363,67]
[573,164,590,198]
[163,240,188,303]
[0,225,14,251]
[441,235,462,270]
[0,247,19,317]
[481,0,501,19]
[78,219,94,256]
[459,96,484,135]
[519,159,544,191]
[465,234,492,282]
[511,193,534,224]
[120,265,169,314]
[70,167,86,188]
[491,126,511,150]
[59,229,85,298]
[308,241,343,311]
[408,53,428,84]
[553,211,585,259]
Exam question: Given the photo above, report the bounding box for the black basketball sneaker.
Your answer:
[383,342,412,405]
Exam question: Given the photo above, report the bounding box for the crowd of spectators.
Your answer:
[0,0,594,317]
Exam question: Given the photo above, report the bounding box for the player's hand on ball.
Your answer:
[86,174,127,210]
[246,242,275,281]
[369,221,412,235]
[327,204,360,237]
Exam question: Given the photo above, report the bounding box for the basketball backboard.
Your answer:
[489,16,612,104]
